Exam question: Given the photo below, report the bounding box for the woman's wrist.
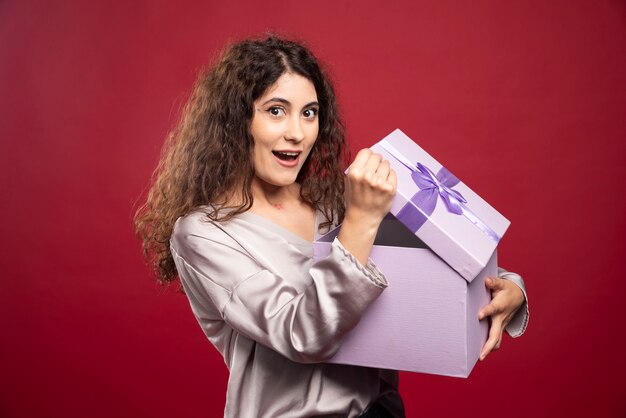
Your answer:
[337,210,381,265]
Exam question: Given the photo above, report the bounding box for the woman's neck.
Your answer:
[250,178,301,211]
[248,177,316,241]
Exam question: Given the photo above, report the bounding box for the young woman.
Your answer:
[135,36,528,418]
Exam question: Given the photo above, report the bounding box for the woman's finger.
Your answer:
[480,317,504,360]
[363,152,383,174]
[387,169,397,193]
[375,159,390,179]
[478,301,501,320]
[349,148,373,170]
[485,276,506,291]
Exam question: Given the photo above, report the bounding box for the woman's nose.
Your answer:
[285,116,305,142]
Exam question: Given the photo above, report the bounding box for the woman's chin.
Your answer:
[253,174,299,189]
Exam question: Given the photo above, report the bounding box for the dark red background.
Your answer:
[1,1,625,417]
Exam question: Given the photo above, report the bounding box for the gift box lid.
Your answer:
[370,129,510,282]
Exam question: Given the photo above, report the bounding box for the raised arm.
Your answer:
[338,149,397,265]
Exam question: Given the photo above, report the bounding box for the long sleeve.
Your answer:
[170,212,387,364]
[498,267,529,338]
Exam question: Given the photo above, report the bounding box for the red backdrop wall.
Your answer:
[1,1,625,417]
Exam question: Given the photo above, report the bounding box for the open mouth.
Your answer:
[272,151,300,161]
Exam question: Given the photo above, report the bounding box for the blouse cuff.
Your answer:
[497,268,529,338]
[332,238,388,289]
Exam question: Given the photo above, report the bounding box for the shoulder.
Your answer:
[171,210,228,255]
[170,208,253,260]
[172,210,215,244]
[170,210,264,293]
[172,210,214,236]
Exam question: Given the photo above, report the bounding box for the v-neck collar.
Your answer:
[237,210,325,245]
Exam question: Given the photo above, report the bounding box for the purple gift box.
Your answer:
[313,129,510,377]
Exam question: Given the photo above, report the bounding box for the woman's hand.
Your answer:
[344,149,397,222]
[338,149,397,265]
[478,277,526,360]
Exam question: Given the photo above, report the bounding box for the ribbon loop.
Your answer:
[379,140,500,242]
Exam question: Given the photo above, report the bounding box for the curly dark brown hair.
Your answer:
[134,36,348,284]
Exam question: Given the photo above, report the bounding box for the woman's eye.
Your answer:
[302,108,318,119]
[268,106,285,117]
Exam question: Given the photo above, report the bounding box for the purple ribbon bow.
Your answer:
[380,140,500,242]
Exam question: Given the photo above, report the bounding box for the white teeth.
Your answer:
[277,151,298,156]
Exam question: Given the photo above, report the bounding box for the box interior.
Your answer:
[318,214,428,249]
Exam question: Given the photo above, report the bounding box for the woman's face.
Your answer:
[250,72,319,189]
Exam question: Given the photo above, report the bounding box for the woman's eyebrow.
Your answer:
[260,97,290,106]
[259,98,319,108]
